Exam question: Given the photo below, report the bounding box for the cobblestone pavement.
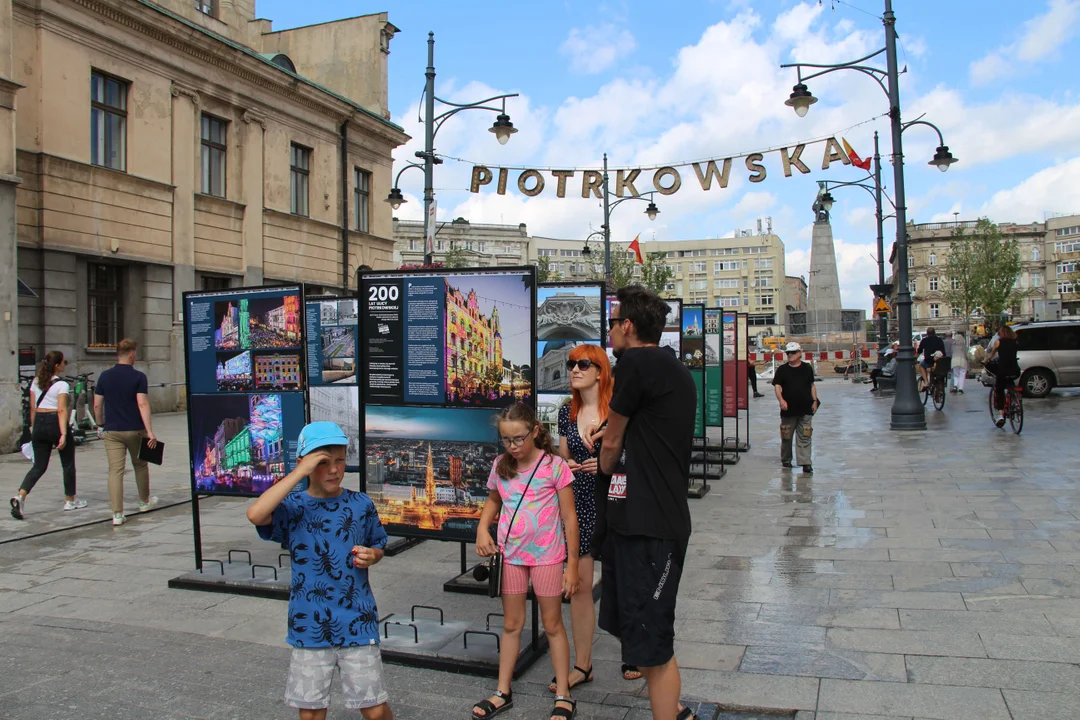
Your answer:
[1,380,1079,719]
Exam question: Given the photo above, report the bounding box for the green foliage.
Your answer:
[943,218,1027,331]
[640,252,675,296]
[582,242,672,295]
[536,255,560,283]
[443,243,469,269]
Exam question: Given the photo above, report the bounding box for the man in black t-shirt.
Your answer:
[597,285,695,720]
[772,341,818,473]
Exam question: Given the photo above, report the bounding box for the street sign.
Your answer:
[874,297,891,315]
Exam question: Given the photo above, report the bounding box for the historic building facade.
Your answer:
[11,0,407,417]
[394,217,530,267]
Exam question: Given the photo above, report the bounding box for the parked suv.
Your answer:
[1013,320,1080,397]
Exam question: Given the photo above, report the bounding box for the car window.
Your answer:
[1048,326,1080,351]
[1016,327,1050,351]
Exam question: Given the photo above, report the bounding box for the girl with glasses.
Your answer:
[473,403,581,720]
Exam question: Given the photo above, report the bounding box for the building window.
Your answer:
[1055,240,1080,254]
[929,253,937,266]
[952,278,960,291]
[908,255,915,268]
[929,276,939,291]
[909,279,917,294]
[755,258,773,269]
[195,0,215,15]
[1032,272,1043,287]
[913,304,920,320]
[714,278,739,289]
[1058,281,1075,295]
[930,303,940,318]
[756,294,774,306]
[90,71,127,171]
[1058,261,1078,275]
[537,249,556,257]
[290,143,310,216]
[201,274,231,291]
[716,296,740,307]
[715,260,739,273]
[1032,247,1041,262]
[200,114,226,197]
[1055,226,1080,237]
[692,261,706,272]
[88,263,124,346]
[354,168,370,233]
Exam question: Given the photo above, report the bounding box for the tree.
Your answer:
[943,227,981,333]
[443,243,469,269]
[536,255,560,283]
[944,219,1027,333]
[640,252,675,296]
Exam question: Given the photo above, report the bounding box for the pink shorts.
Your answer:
[502,562,564,597]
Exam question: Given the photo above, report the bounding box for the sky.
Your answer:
[258,0,1080,314]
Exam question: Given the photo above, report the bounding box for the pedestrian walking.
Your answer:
[473,403,580,720]
[247,422,393,720]
[749,362,765,398]
[93,339,159,526]
[597,284,697,720]
[10,351,87,519]
[951,330,969,394]
[773,342,818,474]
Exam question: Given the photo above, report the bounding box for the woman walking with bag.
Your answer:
[10,351,87,519]
[951,330,969,394]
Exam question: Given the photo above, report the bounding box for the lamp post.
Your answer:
[385,32,520,266]
[781,0,958,431]
[592,154,660,282]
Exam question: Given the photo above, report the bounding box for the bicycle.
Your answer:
[919,358,948,411]
[64,372,99,444]
[986,369,1023,434]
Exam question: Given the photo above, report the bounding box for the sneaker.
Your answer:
[139,496,159,513]
[62,499,88,511]
[996,417,1006,428]
[802,465,814,474]
[753,392,765,398]
[112,513,126,526]
[10,495,24,521]
[781,462,793,468]
[958,389,964,395]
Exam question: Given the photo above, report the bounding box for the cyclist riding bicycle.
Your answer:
[984,324,1021,428]
[916,328,946,388]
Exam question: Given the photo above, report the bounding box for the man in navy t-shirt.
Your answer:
[93,338,158,526]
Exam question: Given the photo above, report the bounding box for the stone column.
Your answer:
[807,205,843,340]
[0,0,23,452]
[241,111,265,286]
[170,85,198,404]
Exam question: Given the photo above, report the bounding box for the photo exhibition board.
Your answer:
[722,312,738,419]
[681,304,705,438]
[183,285,308,497]
[704,309,724,428]
[359,267,537,541]
[305,297,361,471]
[604,296,682,370]
[737,313,749,411]
[537,282,605,447]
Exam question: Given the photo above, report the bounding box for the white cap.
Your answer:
[784,341,802,353]
[884,348,896,356]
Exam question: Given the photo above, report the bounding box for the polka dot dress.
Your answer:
[558,403,598,557]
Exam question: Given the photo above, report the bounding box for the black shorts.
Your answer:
[597,531,688,668]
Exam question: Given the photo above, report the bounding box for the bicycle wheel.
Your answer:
[988,387,997,422]
[1009,390,1023,434]
[933,382,946,410]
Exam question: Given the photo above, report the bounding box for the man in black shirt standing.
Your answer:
[598,285,695,720]
[772,341,818,474]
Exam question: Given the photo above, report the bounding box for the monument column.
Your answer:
[807,191,843,344]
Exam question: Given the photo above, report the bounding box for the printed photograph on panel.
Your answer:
[536,286,602,341]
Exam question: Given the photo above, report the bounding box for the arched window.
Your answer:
[1032,247,1041,262]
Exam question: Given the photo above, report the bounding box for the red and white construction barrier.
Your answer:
[748,349,873,362]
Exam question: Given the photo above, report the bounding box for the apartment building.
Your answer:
[892,214,1080,332]
[11,0,407,413]
[393,217,530,267]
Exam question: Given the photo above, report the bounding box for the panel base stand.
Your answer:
[168,554,290,601]
[687,480,713,499]
[384,536,425,557]
[723,438,750,452]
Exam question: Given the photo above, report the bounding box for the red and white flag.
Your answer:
[628,234,643,264]
[842,137,872,171]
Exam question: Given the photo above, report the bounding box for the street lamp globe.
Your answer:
[385,187,406,210]
[489,113,518,145]
[581,243,592,257]
[819,191,835,212]
[929,145,958,173]
[645,201,660,221]
[785,83,817,117]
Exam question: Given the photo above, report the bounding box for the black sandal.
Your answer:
[551,696,576,720]
[549,664,593,692]
[621,663,642,680]
[677,708,697,720]
[472,689,513,719]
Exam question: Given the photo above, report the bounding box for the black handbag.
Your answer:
[479,453,545,598]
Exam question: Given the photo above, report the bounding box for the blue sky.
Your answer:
[259,1,1080,313]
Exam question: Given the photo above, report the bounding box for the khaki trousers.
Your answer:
[780,415,813,466]
[103,430,150,514]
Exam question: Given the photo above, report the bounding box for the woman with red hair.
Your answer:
[548,343,640,691]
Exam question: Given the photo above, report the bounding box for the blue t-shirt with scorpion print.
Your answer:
[257,489,388,648]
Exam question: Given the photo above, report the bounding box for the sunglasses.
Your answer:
[786,350,800,355]
[607,317,626,329]
[565,359,595,371]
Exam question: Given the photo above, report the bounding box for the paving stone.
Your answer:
[1001,689,1080,720]
[825,628,987,657]
[906,655,1080,693]
[897,609,1056,636]
[817,679,1012,720]
[755,606,900,630]
[979,632,1080,663]
[740,647,906,682]
[829,590,967,610]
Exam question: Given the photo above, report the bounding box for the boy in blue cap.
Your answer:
[247,421,392,720]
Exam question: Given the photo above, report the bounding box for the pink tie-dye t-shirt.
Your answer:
[487,453,574,566]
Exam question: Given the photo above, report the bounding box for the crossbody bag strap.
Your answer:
[499,452,546,551]
[35,378,55,407]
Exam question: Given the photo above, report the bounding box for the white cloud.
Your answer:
[970,0,1080,85]
[975,156,1080,222]
[560,24,637,74]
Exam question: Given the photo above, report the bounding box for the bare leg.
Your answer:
[474,593,526,716]
[539,594,571,696]
[641,657,682,720]
[552,555,594,691]
[360,703,393,720]
[298,709,327,720]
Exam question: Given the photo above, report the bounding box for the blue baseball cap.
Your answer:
[297,422,349,457]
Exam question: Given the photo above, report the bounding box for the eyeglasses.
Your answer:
[500,428,535,447]
[565,359,594,371]
[607,317,625,329]
[786,350,800,355]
